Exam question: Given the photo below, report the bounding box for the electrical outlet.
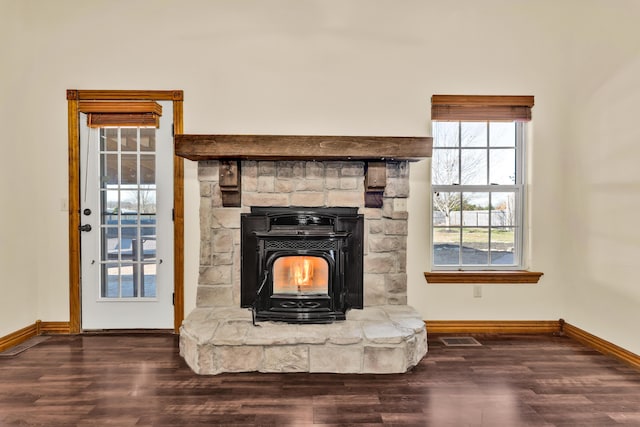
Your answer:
[473,285,482,298]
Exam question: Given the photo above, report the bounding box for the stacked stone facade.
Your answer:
[196,160,412,309]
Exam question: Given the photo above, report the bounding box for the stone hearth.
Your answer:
[179,158,428,374]
[181,305,426,374]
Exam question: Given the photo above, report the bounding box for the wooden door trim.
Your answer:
[67,90,184,333]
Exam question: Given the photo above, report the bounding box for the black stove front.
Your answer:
[241,206,363,323]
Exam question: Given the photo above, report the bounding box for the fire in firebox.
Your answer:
[273,255,329,295]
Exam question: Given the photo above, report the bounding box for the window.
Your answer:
[430,95,533,272]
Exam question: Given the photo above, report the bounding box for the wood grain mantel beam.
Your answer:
[174,134,432,161]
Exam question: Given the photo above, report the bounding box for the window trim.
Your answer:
[426,94,541,283]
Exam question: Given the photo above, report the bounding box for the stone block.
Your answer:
[325,176,339,190]
[212,252,233,265]
[383,219,408,235]
[276,161,294,178]
[385,273,407,294]
[305,161,324,178]
[363,274,387,306]
[387,295,407,305]
[197,344,216,374]
[261,345,309,372]
[232,229,241,245]
[363,345,407,373]
[198,161,219,181]
[362,321,410,344]
[327,191,363,207]
[200,182,212,197]
[291,192,325,207]
[368,236,406,252]
[243,161,258,178]
[382,198,409,220]
[212,208,241,229]
[242,192,289,207]
[368,220,383,235]
[363,208,382,219]
[257,176,275,193]
[384,177,410,198]
[340,162,365,177]
[310,345,363,373]
[340,177,358,190]
[348,306,388,321]
[243,175,258,192]
[196,285,234,307]
[199,266,232,285]
[209,307,253,321]
[216,345,263,373]
[322,321,364,345]
[258,161,276,175]
[391,316,427,334]
[212,320,252,345]
[212,229,234,253]
[199,241,212,266]
[245,322,300,345]
[292,162,305,178]
[275,179,294,193]
[364,252,396,273]
[295,179,324,192]
[210,183,223,208]
[386,161,409,178]
[397,251,406,273]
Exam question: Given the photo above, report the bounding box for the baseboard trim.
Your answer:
[425,320,560,335]
[0,320,71,353]
[0,322,39,353]
[563,322,640,370]
[40,321,71,335]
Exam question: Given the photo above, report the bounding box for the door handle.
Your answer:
[79,224,92,232]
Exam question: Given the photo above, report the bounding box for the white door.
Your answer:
[80,102,174,329]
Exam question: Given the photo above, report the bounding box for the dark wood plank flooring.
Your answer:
[2,333,640,426]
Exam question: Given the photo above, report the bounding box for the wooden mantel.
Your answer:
[174,134,432,161]
[174,134,432,208]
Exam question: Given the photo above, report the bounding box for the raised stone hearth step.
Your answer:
[180,305,428,375]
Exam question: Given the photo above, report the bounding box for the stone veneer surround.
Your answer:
[180,159,428,374]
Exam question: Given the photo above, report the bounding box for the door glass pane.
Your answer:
[120,129,137,151]
[140,128,156,152]
[120,264,135,297]
[102,263,119,298]
[140,155,155,184]
[97,126,158,299]
[142,264,157,297]
[121,154,138,185]
[101,128,118,151]
[102,154,118,186]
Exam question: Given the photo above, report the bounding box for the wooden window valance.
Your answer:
[431,95,534,122]
[78,100,163,128]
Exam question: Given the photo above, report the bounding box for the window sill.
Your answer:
[424,270,543,284]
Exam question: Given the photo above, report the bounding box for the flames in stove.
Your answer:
[273,256,328,295]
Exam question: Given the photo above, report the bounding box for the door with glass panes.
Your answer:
[80,101,173,329]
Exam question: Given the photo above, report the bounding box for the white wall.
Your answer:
[562,3,640,354]
[1,0,639,351]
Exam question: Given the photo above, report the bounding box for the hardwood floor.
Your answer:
[1,334,640,426]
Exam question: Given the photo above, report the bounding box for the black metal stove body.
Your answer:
[241,207,363,323]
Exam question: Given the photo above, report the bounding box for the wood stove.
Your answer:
[241,206,363,323]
